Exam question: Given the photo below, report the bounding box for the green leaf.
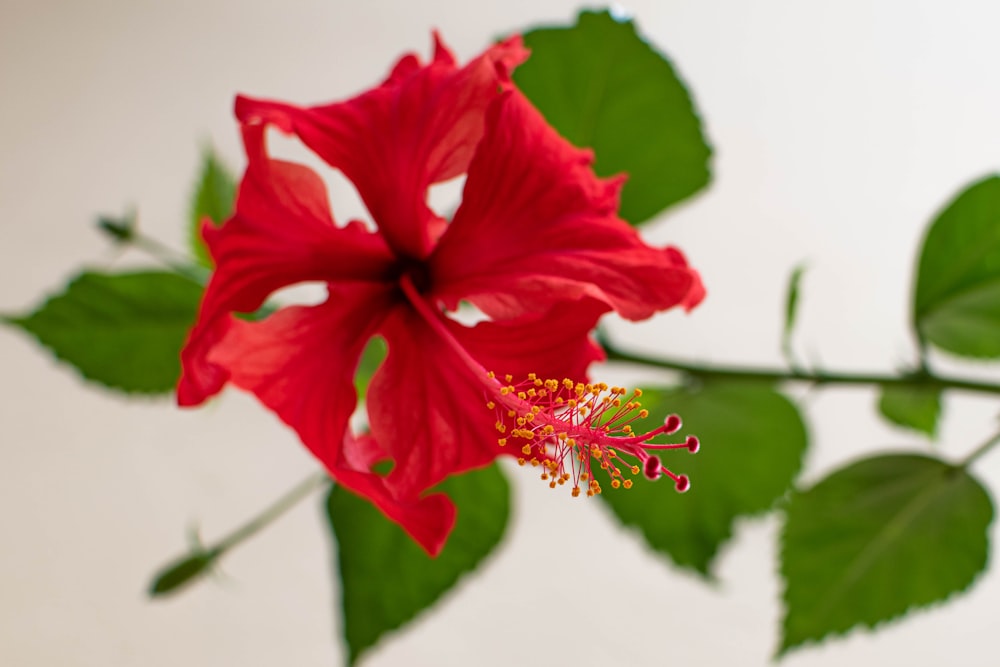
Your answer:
[3,270,203,394]
[148,548,220,597]
[779,454,992,655]
[877,384,942,438]
[781,264,807,363]
[514,9,712,224]
[914,175,1000,357]
[189,147,237,267]
[355,335,387,397]
[599,383,807,577]
[327,463,510,665]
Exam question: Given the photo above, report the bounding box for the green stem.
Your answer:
[214,471,330,554]
[97,217,209,285]
[958,432,1000,469]
[130,234,210,286]
[600,337,1000,397]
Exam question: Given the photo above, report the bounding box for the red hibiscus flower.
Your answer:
[177,34,704,555]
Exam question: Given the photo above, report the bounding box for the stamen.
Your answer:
[484,372,698,496]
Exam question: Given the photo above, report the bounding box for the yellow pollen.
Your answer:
[631,465,640,474]
[572,487,581,497]
[498,438,507,447]
[623,480,633,489]
[505,374,513,382]
[530,458,539,467]
[639,409,649,418]
[517,391,527,400]
[527,388,537,397]
[507,409,516,417]
[486,401,496,409]
[633,389,643,397]
[527,373,537,381]
[549,481,557,489]
[612,479,621,489]
[487,371,496,379]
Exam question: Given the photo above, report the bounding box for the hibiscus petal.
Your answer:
[452,297,608,383]
[204,283,395,463]
[177,125,396,406]
[234,35,529,260]
[332,433,456,556]
[366,306,501,497]
[430,90,705,321]
[366,296,607,497]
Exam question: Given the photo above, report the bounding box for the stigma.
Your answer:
[485,372,698,497]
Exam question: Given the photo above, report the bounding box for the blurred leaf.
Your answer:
[328,464,510,665]
[515,9,711,224]
[148,548,220,597]
[877,384,941,438]
[782,264,807,363]
[189,147,237,267]
[780,454,992,655]
[3,270,202,394]
[355,335,387,397]
[599,383,807,577]
[914,175,1000,357]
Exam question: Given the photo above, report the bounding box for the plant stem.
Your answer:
[958,432,1000,469]
[129,234,210,286]
[600,337,1000,396]
[214,471,330,554]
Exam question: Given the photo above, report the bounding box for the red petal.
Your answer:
[204,283,395,463]
[234,35,529,260]
[453,297,608,382]
[332,433,456,556]
[431,90,704,321]
[177,125,396,406]
[366,296,607,497]
[366,306,503,497]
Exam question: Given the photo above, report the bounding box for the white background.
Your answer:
[2,1,1000,665]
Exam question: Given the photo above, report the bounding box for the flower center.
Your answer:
[395,256,433,294]
[485,372,698,497]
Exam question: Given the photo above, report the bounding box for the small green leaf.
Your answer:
[780,454,992,655]
[914,175,1000,357]
[148,548,220,597]
[877,384,942,438]
[3,270,203,394]
[782,264,807,363]
[190,147,237,267]
[328,464,510,665]
[515,9,712,224]
[599,383,807,577]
